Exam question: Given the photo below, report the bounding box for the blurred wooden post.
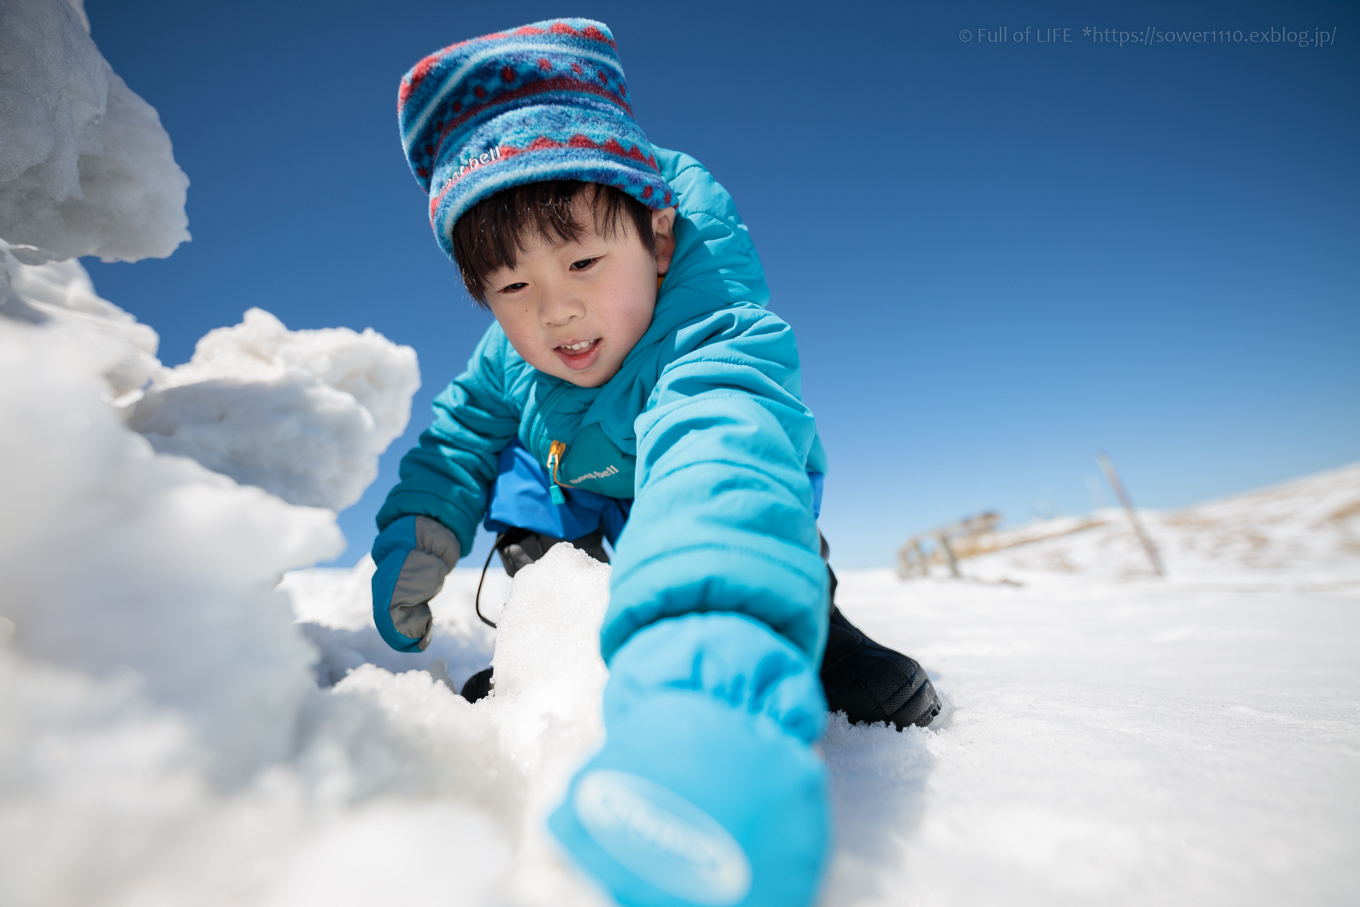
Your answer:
[895,538,928,578]
[934,531,961,578]
[1096,451,1164,577]
[899,513,1000,580]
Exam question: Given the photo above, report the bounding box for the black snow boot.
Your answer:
[493,526,609,577]
[819,603,941,729]
[461,666,494,703]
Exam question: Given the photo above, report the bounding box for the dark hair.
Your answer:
[451,181,656,303]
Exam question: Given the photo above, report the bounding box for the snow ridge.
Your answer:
[0,0,190,262]
[129,308,420,511]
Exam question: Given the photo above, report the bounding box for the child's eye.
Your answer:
[569,257,598,271]
[499,281,527,293]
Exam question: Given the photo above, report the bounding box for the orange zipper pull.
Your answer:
[547,440,567,505]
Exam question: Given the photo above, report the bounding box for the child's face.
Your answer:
[482,191,676,388]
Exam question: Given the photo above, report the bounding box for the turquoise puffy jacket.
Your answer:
[376,147,830,666]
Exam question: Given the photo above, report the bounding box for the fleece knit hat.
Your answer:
[397,18,673,263]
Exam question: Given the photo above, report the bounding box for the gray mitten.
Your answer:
[371,515,461,652]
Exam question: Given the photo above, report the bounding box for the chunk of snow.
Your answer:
[0,315,342,788]
[0,0,189,261]
[280,544,615,907]
[129,308,420,511]
[280,555,499,689]
[0,304,506,906]
[1,237,159,401]
[1,243,413,513]
[259,803,512,907]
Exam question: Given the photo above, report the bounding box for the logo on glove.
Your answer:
[574,769,752,905]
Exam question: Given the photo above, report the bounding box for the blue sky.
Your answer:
[85,0,1359,569]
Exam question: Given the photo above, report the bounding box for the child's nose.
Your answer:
[542,288,586,325]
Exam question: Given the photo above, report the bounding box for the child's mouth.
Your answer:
[554,338,601,370]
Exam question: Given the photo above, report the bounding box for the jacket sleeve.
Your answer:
[601,212,829,665]
[374,324,521,555]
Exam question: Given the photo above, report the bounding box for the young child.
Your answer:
[371,19,939,906]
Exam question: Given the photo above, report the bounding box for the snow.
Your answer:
[2,3,1358,903]
[0,0,190,262]
[130,308,420,510]
[954,461,1360,587]
[273,467,1360,907]
[820,570,1360,905]
[284,468,1360,907]
[0,267,601,902]
[0,314,342,784]
[0,241,419,511]
[1,238,159,401]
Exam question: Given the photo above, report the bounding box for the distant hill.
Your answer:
[929,462,1360,585]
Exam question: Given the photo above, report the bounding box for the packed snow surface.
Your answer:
[281,468,1360,907]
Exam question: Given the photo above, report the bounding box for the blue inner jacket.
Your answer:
[376,147,830,664]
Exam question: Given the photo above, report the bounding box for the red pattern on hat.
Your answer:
[434,75,636,146]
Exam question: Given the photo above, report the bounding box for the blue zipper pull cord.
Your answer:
[547,440,566,505]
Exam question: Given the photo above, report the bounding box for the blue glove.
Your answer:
[549,613,831,907]
[371,515,460,652]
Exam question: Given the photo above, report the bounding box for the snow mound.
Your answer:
[947,462,1360,585]
[280,555,500,689]
[0,236,419,512]
[285,543,615,907]
[129,308,420,511]
[0,299,603,905]
[0,315,342,788]
[1,237,159,401]
[1,6,558,903]
[0,0,189,262]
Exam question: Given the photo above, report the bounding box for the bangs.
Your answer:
[451,181,656,303]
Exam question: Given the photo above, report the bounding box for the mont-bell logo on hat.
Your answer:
[453,145,503,180]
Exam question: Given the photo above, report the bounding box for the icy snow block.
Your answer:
[0,313,344,786]
[0,0,189,261]
[1,239,159,400]
[130,308,419,510]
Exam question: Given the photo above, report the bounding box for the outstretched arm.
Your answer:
[550,156,833,907]
[606,298,828,663]
[371,325,521,652]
